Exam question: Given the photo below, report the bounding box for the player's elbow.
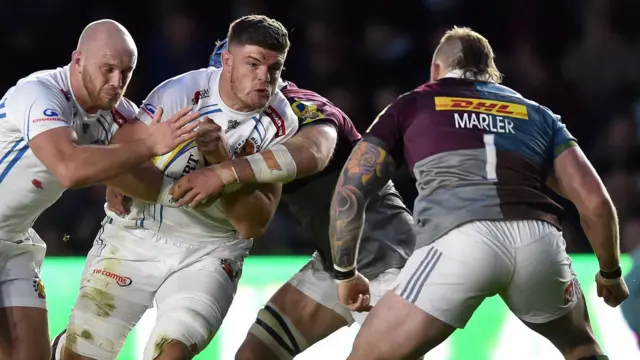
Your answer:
[236,222,269,239]
[53,162,87,189]
[580,189,615,219]
[234,210,274,238]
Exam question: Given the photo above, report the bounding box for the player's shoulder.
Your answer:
[151,67,214,99]
[8,69,70,109]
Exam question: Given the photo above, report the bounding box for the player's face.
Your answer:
[227,45,286,110]
[81,50,136,110]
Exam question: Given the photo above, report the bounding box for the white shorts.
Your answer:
[0,229,47,309]
[288,252,400,325]
[394,220,579,329]
[65,218,250,360]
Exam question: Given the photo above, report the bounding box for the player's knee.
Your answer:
[145,302,220,360]
[152,340,192,360]
[242,304,310,360]
[64,292,143,360]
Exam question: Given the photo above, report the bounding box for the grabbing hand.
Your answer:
[106,187,130,216]
[145,106,200,156]
[170,166,226,208]
[196,117,231,165]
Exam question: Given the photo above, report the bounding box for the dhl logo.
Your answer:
[434,97,528,120]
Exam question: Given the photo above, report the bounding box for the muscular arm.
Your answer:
[101,120,165,203]
[220,182,282,239]
[329,136,396,273]
[552,146,620,272]
[222,124,338,184]
[30,126,155,189]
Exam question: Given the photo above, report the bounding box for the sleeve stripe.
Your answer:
[554,140,577,156]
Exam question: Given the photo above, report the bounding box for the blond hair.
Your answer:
[435,26,502,83]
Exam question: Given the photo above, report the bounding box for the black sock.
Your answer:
[577,356,609,360]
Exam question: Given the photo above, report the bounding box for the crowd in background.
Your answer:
[2,0,640,257]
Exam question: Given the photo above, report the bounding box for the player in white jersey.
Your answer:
[53,15,298,360]
[0,20,199,360]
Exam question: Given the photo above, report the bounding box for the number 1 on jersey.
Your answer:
[484,134,497,181]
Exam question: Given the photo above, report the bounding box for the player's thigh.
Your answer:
[504,225,600,356]
[349,291,454,360]
[395,225,511,329]
[521,289,602,359]
[144,257,243,359]
[65,226,163,360]
[0,234,50,359]
[239,253,351,360]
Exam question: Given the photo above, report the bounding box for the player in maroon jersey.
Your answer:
[329,27,627,360]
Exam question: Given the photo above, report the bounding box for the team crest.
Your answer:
[563,279,576,305]
[219,259,241,282]
[235,139,257,156]
[33,277,46,299]
[227,119,241,132]
[292,101,326,124]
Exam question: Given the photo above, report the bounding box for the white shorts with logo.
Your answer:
[65,218,251,360]
[394,220,579,329]
[0,228,47,309]
[289,252,400,325]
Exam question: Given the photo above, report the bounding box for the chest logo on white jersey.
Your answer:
[192,89,210,105]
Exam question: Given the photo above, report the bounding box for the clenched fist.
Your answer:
[196,117,231,164]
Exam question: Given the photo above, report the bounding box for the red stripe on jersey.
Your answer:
[265,105,286,138]
[111,108,127,127]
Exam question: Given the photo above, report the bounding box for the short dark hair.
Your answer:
[227,15,290,54]
[437,26,502,83]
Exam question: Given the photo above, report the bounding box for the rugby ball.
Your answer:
[152,139,204,180]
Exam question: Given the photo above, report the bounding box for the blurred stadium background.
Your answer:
[2,0,640,358]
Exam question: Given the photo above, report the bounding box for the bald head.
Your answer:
[77,19,137,56]
[430,26,501,83]
[70,19,137,112]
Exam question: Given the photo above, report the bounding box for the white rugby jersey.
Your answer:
[109,67,298,245]
[0,66,137,241]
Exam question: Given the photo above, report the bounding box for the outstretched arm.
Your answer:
[328,136,396,279]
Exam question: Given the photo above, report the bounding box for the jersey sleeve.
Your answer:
[539,105,577,158]
[262,92,300,148]
[6,81,70,142]
[286,95,339,131]
[109,97,139,136]
[551,115,577,158]
[136,77,193,125]
[364,93,415,164]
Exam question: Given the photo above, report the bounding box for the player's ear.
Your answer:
[429,62,439,82]
[71,50,83,68]
[221,50,233,69]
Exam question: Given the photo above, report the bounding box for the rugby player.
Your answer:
[164,39,415,359]
[0,19,197,360]
[329,27,629,360]
[52,15,300,360]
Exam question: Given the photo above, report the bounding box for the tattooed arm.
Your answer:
[329,135,397,279]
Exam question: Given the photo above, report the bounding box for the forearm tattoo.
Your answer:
[329,139,396,270]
